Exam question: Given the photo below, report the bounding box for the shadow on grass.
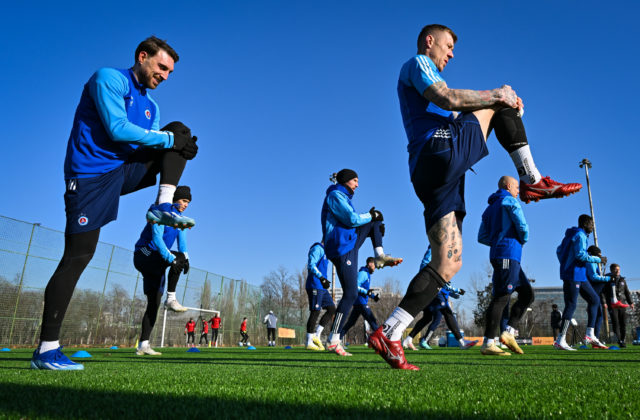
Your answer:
[0,382,497,420]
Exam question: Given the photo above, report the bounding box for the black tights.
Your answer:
[40,230,100,341]
[307,306,336,333]
[140,292,162,341]
[484,284,534,338]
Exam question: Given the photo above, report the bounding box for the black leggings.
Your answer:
[307,306,336,333]
[267,328,276,341]
[40,230,100,341]
[140,291,162,341]
[199,333,209,345]
[610,308,627,342]
[240,331,249,344]
[211,329,219,344]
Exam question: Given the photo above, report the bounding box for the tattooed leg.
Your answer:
[427,211,463,282]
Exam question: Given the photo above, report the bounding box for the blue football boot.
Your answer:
[31,346,84,371]
[146,202,195,229]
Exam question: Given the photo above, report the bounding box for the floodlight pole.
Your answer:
[579,158,609,338]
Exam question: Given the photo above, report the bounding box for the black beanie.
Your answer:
[173,186,192,202]
[336,169,358,185]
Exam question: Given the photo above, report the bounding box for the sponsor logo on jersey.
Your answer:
[145,109,151,119]
[346,260,351,266]
[508,284,513,290]
[78,215,89,226]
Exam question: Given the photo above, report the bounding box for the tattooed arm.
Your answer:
[423,81,519,112]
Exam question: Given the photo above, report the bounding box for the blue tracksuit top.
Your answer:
[557,227,600,282]
[306,242,328,290]
[321,184,372,258]
[355,267,372,305]
[64,67,174,179]
[135,204,188,263]
[398,55,455,176]
[586,262,610,283]
[478,189,529,262]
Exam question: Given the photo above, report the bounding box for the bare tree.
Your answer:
[261,266,296,325]
[199,278,212,310]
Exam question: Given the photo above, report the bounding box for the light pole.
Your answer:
[579,158,609,338]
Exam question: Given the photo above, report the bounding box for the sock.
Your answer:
[458,338,466,347]
[156,184,177,204]
[139,340,149,349]
[315,325,324,336]
[509,145,541,184]
[586,327,594,338]
[484,338,495,347]
[403,336,413,346]
[40,340,60,353]
[506,325,516,335]
[382,307,414,341]
[167,291,176,301]
[558,320,570,342]
[424,330,434,343]
[374,247,384,257]
[328,332,340,344]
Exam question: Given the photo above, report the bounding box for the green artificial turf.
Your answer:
[0,345,637,419]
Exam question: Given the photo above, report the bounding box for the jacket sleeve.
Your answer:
[89,68,174,149]
[477,214,491,246]
[151,224,175,263]
[586,263,610,282]
[357,271,369,295]
[504,197,529,244]
[326,191,372,227]
[307,245,324,279]
[572,233,600,263]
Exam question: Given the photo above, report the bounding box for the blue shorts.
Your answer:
[64,148,161,234]
[411,113,488,232]
[307,288,334,311]
[490,258,530,296]
[134,248,170,295]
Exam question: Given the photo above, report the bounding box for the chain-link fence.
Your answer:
[0,215,304,348]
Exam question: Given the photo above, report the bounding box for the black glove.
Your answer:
[183,258,190,274]
[180,135,198,160]
[170,251,187,273]
[163,121,191,149]
[600,256,608,266]
[459,289,466,296]
[379,223,385,237]
[372,293,380,302]
[369,207,384,222]
[320,276,330,289]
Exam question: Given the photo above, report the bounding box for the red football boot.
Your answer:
[520,177,582,204]
[368,327,419,370]
[610,301,629,309]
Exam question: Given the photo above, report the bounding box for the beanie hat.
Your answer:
[336,169,358,185]
[173,186,192,202]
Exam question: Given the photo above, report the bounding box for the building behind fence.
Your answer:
[0,215,304,348]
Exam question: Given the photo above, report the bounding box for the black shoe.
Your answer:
[619,341,627,348]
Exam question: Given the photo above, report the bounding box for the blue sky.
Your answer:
[2,1,639,306]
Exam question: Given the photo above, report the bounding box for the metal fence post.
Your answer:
[94,245,116,344]
[8,223,36,346]
[126,272,141,346]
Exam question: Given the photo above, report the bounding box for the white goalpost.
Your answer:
[160,307,220,348]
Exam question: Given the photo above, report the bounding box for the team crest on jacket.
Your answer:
[346,260,351,266]
[78,215,89,226]
[145,109,151,119]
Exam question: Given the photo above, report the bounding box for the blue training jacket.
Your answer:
[356,267,372,305]
[306,242,328,290]
[586,261,610,283]
[64,68,174,179]
[321,184,372,258]
[478,189,529,262]
[556,227,600,282]
[135,204,188,263]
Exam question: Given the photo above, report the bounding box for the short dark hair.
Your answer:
[610,263,620,270]
[587,245,601,256]
[366,257,375,264]
[417,24,457,54]
[552,304,558,309]
[578,214,592,227]
[134,36,179,63]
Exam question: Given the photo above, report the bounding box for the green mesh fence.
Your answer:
[0,215,303,348]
